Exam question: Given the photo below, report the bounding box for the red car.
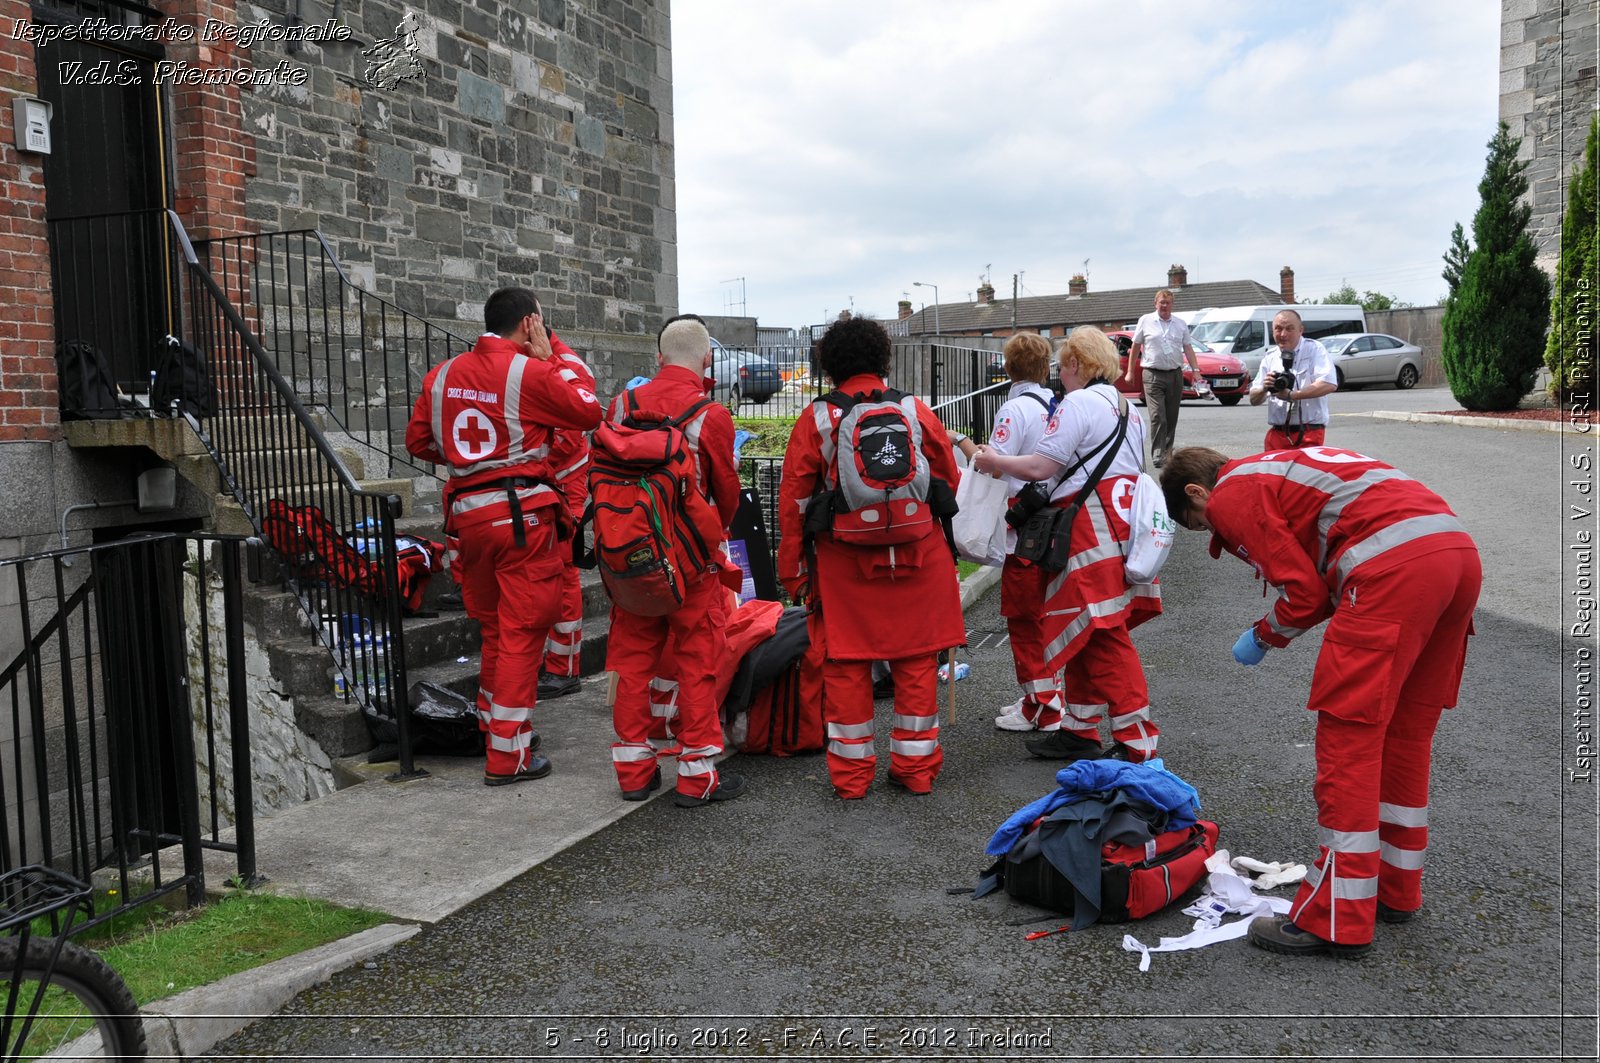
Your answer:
[1107,331,1248,407]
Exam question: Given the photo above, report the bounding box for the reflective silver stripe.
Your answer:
[1314,468,1411,568]
[486,698,530,722]
[1303,859,1326,889]
[504,355,529,462]
[647,736,677,750]
[1331,875,1378,901]
[1064,701,1104,723]
[676,758,715,777]
[449,446,554,477]
[1043,586,1146,664]
[1119,730,1159,754]
[430,361,452,458]
[1267,595,1308,640]
[1021,678,1057,697]
[649,677,679,693]
[1379,802,1428,828]
[1109,705,1151,727]
[828,739,873,759]
[1334,513,1468,592]
[1379,841,1427,871]
[551,620,582,635]
[450,483,557,518]
[610,744,655,763]
[892,712,938,733]
[488,731,531,753]
[1318,825,1380,853]
[555,454,589,480]
[556,366,580,383]
[649,702,678,719]
[828,720,874,740]
[545,643,580,658]
[891,738,940,757]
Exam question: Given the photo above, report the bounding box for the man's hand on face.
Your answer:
[520,313,554,360]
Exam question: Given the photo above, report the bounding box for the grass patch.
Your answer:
[957,560,981,580]
[733,415,795,456]
[81,890,390,1005]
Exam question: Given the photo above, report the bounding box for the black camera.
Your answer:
[1006,480,1054,528]
[1270,354,1296,395]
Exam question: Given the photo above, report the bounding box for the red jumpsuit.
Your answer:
[777,375,966,798]
[602,365,743,801]
[542,338,596,680]
[1204,445,1480,945]
[405,335,602,777]
[1007,382,1162,757]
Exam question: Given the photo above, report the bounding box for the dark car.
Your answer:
[1108,331,1248,406]
[709,339,782,405]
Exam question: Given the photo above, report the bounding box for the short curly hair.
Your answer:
[1003,333,1051,383]
[816,317,893,384]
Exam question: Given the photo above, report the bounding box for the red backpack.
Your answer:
[582,395,722,616]
[262,500,441,614]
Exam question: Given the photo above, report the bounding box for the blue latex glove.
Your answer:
[1232,628,1268,666]
[733,428,755,460]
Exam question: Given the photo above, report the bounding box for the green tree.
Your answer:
[1544,112,1598,398]
[1316,282,1409,311]
[1440,123,1552,410]
[1442,223,1471,297]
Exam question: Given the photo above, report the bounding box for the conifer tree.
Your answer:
[1440,123,1552,410]
[1543,113,1598,399]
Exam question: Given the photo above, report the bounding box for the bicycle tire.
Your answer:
[0,934,146,1060]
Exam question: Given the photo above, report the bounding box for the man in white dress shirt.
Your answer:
[1123,289,1200,469]
[1249,309,1339,451]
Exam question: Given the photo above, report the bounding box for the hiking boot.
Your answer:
[537,671,582,700]
[483,755,552,787]
[1377,901,1418,924]
[438,590,464,610]
[621,766,662,802]
[887,772,931,796]
[674,772,748,808]
[1025,730,1105,761]
[993,698,1036,732]
[1247,914,1370,959]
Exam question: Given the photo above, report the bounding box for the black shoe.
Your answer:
[621,766,662,802]
[674,771,748,808]
[537,672,582,699]
[483,755,552,786]
[438,590,464,610]
[1376,901,1418,924]
[872,677,896,701]
[1247,914,1369,958]
[1024,730,1105,761]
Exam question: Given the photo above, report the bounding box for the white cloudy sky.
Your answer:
[668,0,1501,330]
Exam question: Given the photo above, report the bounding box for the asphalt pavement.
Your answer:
[163,386,1595,1062]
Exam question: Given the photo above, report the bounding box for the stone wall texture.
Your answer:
[1501,0,1600,273]
[238,0,674,391]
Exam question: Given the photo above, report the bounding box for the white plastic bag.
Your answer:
[952,458,1010,567]
[1124,472,1175,583]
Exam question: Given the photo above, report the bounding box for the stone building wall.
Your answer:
[236,0,673,391]
[1501,0,1600,273]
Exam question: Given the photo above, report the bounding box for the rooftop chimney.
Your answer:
[1068,274,1087,296]
[1280,266,1296,304]
[977,282,995,304]
[1167,264,1188,288]
[898,299,913,321]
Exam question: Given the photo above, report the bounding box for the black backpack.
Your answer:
[55,341,120,420]
[151,335,218,417]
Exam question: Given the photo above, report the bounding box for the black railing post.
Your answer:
[219,538,262,887]
[379,496,424,780]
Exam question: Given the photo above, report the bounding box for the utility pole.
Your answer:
[1012,273,1019,331]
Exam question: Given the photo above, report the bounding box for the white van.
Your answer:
[1189,304,1366,379]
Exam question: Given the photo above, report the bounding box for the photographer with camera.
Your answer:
[1249,309,1339,451]
[972,327,1162,764]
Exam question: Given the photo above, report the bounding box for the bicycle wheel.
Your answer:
[0,935,146,1060]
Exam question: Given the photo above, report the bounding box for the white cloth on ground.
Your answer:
[1121,849,1292,972]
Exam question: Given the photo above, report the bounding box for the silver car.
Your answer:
[1321,333,1423,390]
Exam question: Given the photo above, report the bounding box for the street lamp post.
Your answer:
[912,281,940,337]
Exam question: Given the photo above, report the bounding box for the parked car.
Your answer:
[1319,333,1423,390]
[709,339,782,405]
[1189,304,1367,379]
[1107,331,1249,406]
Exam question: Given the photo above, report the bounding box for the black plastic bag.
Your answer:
[406,681,484,757]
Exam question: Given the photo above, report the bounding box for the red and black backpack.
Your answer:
[261,500,441,614]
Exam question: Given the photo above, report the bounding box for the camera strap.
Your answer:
[1027,389,1131,504]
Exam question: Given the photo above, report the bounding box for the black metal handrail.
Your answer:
[46,209,418,774]
[197,229,472,480]
[0,534,258,930]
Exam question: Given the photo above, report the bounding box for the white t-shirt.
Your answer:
[986,382,1055,496]
[1251,338,1338,426]
[1131,312,1192,370]
[1035,382,1147,502]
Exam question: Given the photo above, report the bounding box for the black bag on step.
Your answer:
[56,341,120,420]
[151,335,218,417]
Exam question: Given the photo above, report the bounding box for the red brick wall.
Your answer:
[0,0,56,442]
[168,0,254,240]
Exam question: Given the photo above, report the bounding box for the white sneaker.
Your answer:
[993,698,1036,731]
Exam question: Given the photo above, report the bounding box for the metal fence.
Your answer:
[0,534,257,932]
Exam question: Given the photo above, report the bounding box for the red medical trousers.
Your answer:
[1289,546,1481,945]
[1264,425,1326,451]
[542,474,588,678]
[456,511,563,777]
[608,572,728,800]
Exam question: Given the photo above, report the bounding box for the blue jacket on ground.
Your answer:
[985,758,1201,856]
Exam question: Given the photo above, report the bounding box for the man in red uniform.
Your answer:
[604,315,747,807]
[405,287,602,786]
[777,316,965,799]
[538,338,597,700]
[1161,445,1481,957]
